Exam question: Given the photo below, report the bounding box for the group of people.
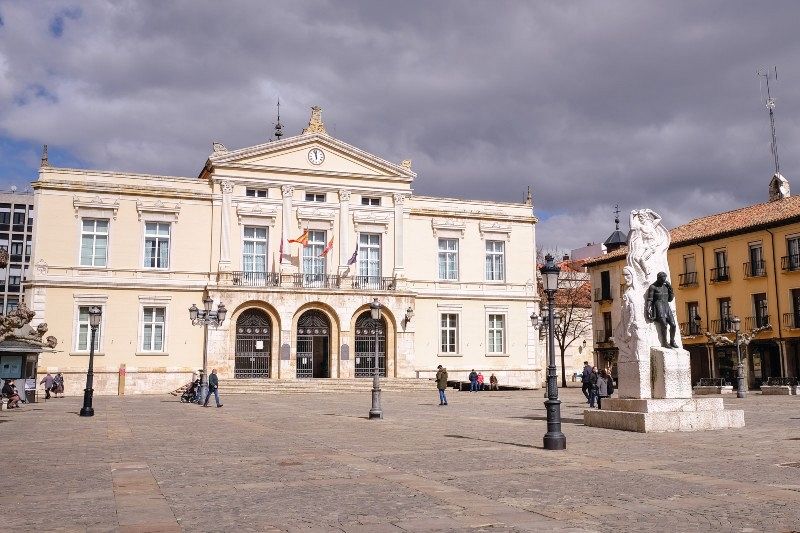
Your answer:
[39,372,65,399]
[467,369,499,392]
[580,361,615,408]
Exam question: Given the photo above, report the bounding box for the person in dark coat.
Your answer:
[2,379,21,408]
[588,366,599,408]
[596,368,614,409]
[53,373,65,398]
[40,373,54,400]
[580,362,593,404]
[468,369,478,392]
[203,369,223,408]
[436,365,448,405]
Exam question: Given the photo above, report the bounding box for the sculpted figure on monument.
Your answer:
[628,209,669,285]
[616,266,641,357]
[646,272,678,348]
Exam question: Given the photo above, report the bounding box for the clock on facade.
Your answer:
[308,148,325,165]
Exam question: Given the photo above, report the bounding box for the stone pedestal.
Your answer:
[617,358,651,399]
[585,347,744,433]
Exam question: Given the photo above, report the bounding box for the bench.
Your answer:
[761,377,799,396]
[693,378,733,395]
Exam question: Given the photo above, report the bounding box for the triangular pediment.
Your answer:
[207,133,415,182]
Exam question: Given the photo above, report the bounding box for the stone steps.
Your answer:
[220,378,436,394]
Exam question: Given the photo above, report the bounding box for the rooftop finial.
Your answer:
[525,185,532,206]
[274,99,283,140]
[758,66,780,175]
[40,144,50,167]
[614,204,620,230]
[302,105,327,135]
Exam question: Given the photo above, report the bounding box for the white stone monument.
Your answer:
[584,209,744,432]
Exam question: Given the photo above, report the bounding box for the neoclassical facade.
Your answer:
[28,108,541,394]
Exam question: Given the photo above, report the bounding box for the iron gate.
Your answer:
[296,310,330,378]
[235,309,271,378]
[354,312,386,377]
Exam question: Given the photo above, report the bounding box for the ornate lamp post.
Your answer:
[731,316,746,399]
[540,254,566,450]
[79,306,102,417]
[188,296,227,404]
[368,297,384,419]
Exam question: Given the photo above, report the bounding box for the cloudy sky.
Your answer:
[1,1,799,250]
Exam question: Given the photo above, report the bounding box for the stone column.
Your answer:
[338,189,351,275]
[392,193,406,278]
[218,180,234,271]
[706,344,716,377]
[280,185,294,271]
[777,339,788,376]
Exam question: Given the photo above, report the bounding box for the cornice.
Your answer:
[296,206,336,229]
[412,208,535,224]
[136,199,181,221]
[431,218,466,236]
[73,195,120,219]
[235,203,278,225]
[33,180,213,201]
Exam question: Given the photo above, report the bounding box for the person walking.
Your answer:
[596,368,614,409]
[580,361,593,404]
[202,369,223,408]
[468,369,478,392]
[436,365,448,405]
[477,372,485,391]
[40,372,54,400]
[489,373,499,391]
[53,373,65,398]
[588,366,599,408]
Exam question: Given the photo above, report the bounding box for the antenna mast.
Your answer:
[273,99,283,140]
[758,66,780,174]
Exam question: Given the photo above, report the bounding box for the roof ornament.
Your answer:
[758,66,781,176]
[212,142,228,153]
[401,159,412,170]
[301,105,328,135]
[273,99,283,140]
[603,204,628,252]
[40,144,50,167]
[525,186,532,206]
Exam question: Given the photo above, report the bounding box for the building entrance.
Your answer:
[234,309,272,378]
[354,311,386,377]
[296,310,330,378]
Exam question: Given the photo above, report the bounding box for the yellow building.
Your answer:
[585,177,800,388]
[28,107,542,394]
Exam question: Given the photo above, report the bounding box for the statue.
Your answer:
[0,303,58,349]
[616,266,641,356]
[646,272,678,348]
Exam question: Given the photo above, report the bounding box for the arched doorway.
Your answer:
[235,309,272,378]
[296,310,330,378]
[354,311,386,377]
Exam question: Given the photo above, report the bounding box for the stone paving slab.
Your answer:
[2,387,800,531]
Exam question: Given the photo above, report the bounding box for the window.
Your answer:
[485,241,505,281]
[358,233,381,280]
[0,208,9,225]
[9,241,22,255]
[748,244,765,276]
[141,307,166,352]
[487,314,505,353]
[361,197,380,206]
[792,288,800,327]
[718,298,732,332]
[12,210,25,225]
[144,222,170,268]
[438,238,458,280]
[5,297,19,313]
[302,230,327,280]
[683,254,696,274]
[600,270,612,300]
[76,306,101,351]
[305,192,326,203]
[80,218,109,267]
[440,313,458,353]
[788,237,800,270]
[25,237,31,256]
[687,302,701,335]
[713,250,729,281]
[243,226,268,273]
[753,293,768,328]
[603,312,613,340]
[245,188,267,198]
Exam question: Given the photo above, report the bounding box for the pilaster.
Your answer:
[280,185,295,273]
[393,193,406,278]
[218,180,233,271]
[338,189,351,275]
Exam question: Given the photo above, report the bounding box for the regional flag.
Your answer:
[318,237,334,257]
[289,229,309,246]
[346,244,358,266]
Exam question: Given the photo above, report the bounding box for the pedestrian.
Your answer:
[596,369,614,409]
[53,373,65,398]
[477,372,484,391]
[40,372,54,400]
[202,369,223,408]
[489,373,499,391]
[436,365,448,405]
[468,369,478,392]
[2,378,21,408]
[580,361,593,404]
[588,366,599,408]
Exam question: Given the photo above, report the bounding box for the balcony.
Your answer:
[595,329,612,343]
[783,312,800,329]
[710,318,732,334]
[228,272,398,291]
[593,287,613,302]
[744,315,771,331]
[781,254,800,272]
[679,320,704,337]
[710,266,730,283]
[743,260,767,278]
[678,271,698,287]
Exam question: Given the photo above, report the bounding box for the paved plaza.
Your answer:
[2,387,800,532]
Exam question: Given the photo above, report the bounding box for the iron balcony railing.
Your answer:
[679,320,703,336]
[350,276,397,291]
[782,312,800,329]
[743,260,767,278]
[230,271,281,287]
[698,378,729,387]
[710,318,732,334]
[744,315,771,331]
[593,287,613,302]
[595,329,612,343]
[781,254,800,272]
[229,272,398,291]
[678,272,698,287]
[289,274,342,289]
[765,377,798,386]
[710,266,730,282]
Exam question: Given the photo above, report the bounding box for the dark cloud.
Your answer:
[0,0,799,249]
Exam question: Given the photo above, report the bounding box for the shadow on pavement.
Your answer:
[444,433,541,449]
[510,415,585,425]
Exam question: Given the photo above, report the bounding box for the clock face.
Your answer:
[308,148,325,165]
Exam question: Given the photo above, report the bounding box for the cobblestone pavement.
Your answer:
[2,386,800,532]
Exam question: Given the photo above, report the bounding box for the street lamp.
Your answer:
[540,254,566,450]
[731,316,746,399]
[368,297,384,419]
[79,306,102,417]
[188,295,227,404]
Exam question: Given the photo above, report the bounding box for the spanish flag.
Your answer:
[289,230,309,246]
[318,237,334,257]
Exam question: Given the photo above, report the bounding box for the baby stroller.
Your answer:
[180,379,201,403]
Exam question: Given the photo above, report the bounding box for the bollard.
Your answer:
[118,364,126,396]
